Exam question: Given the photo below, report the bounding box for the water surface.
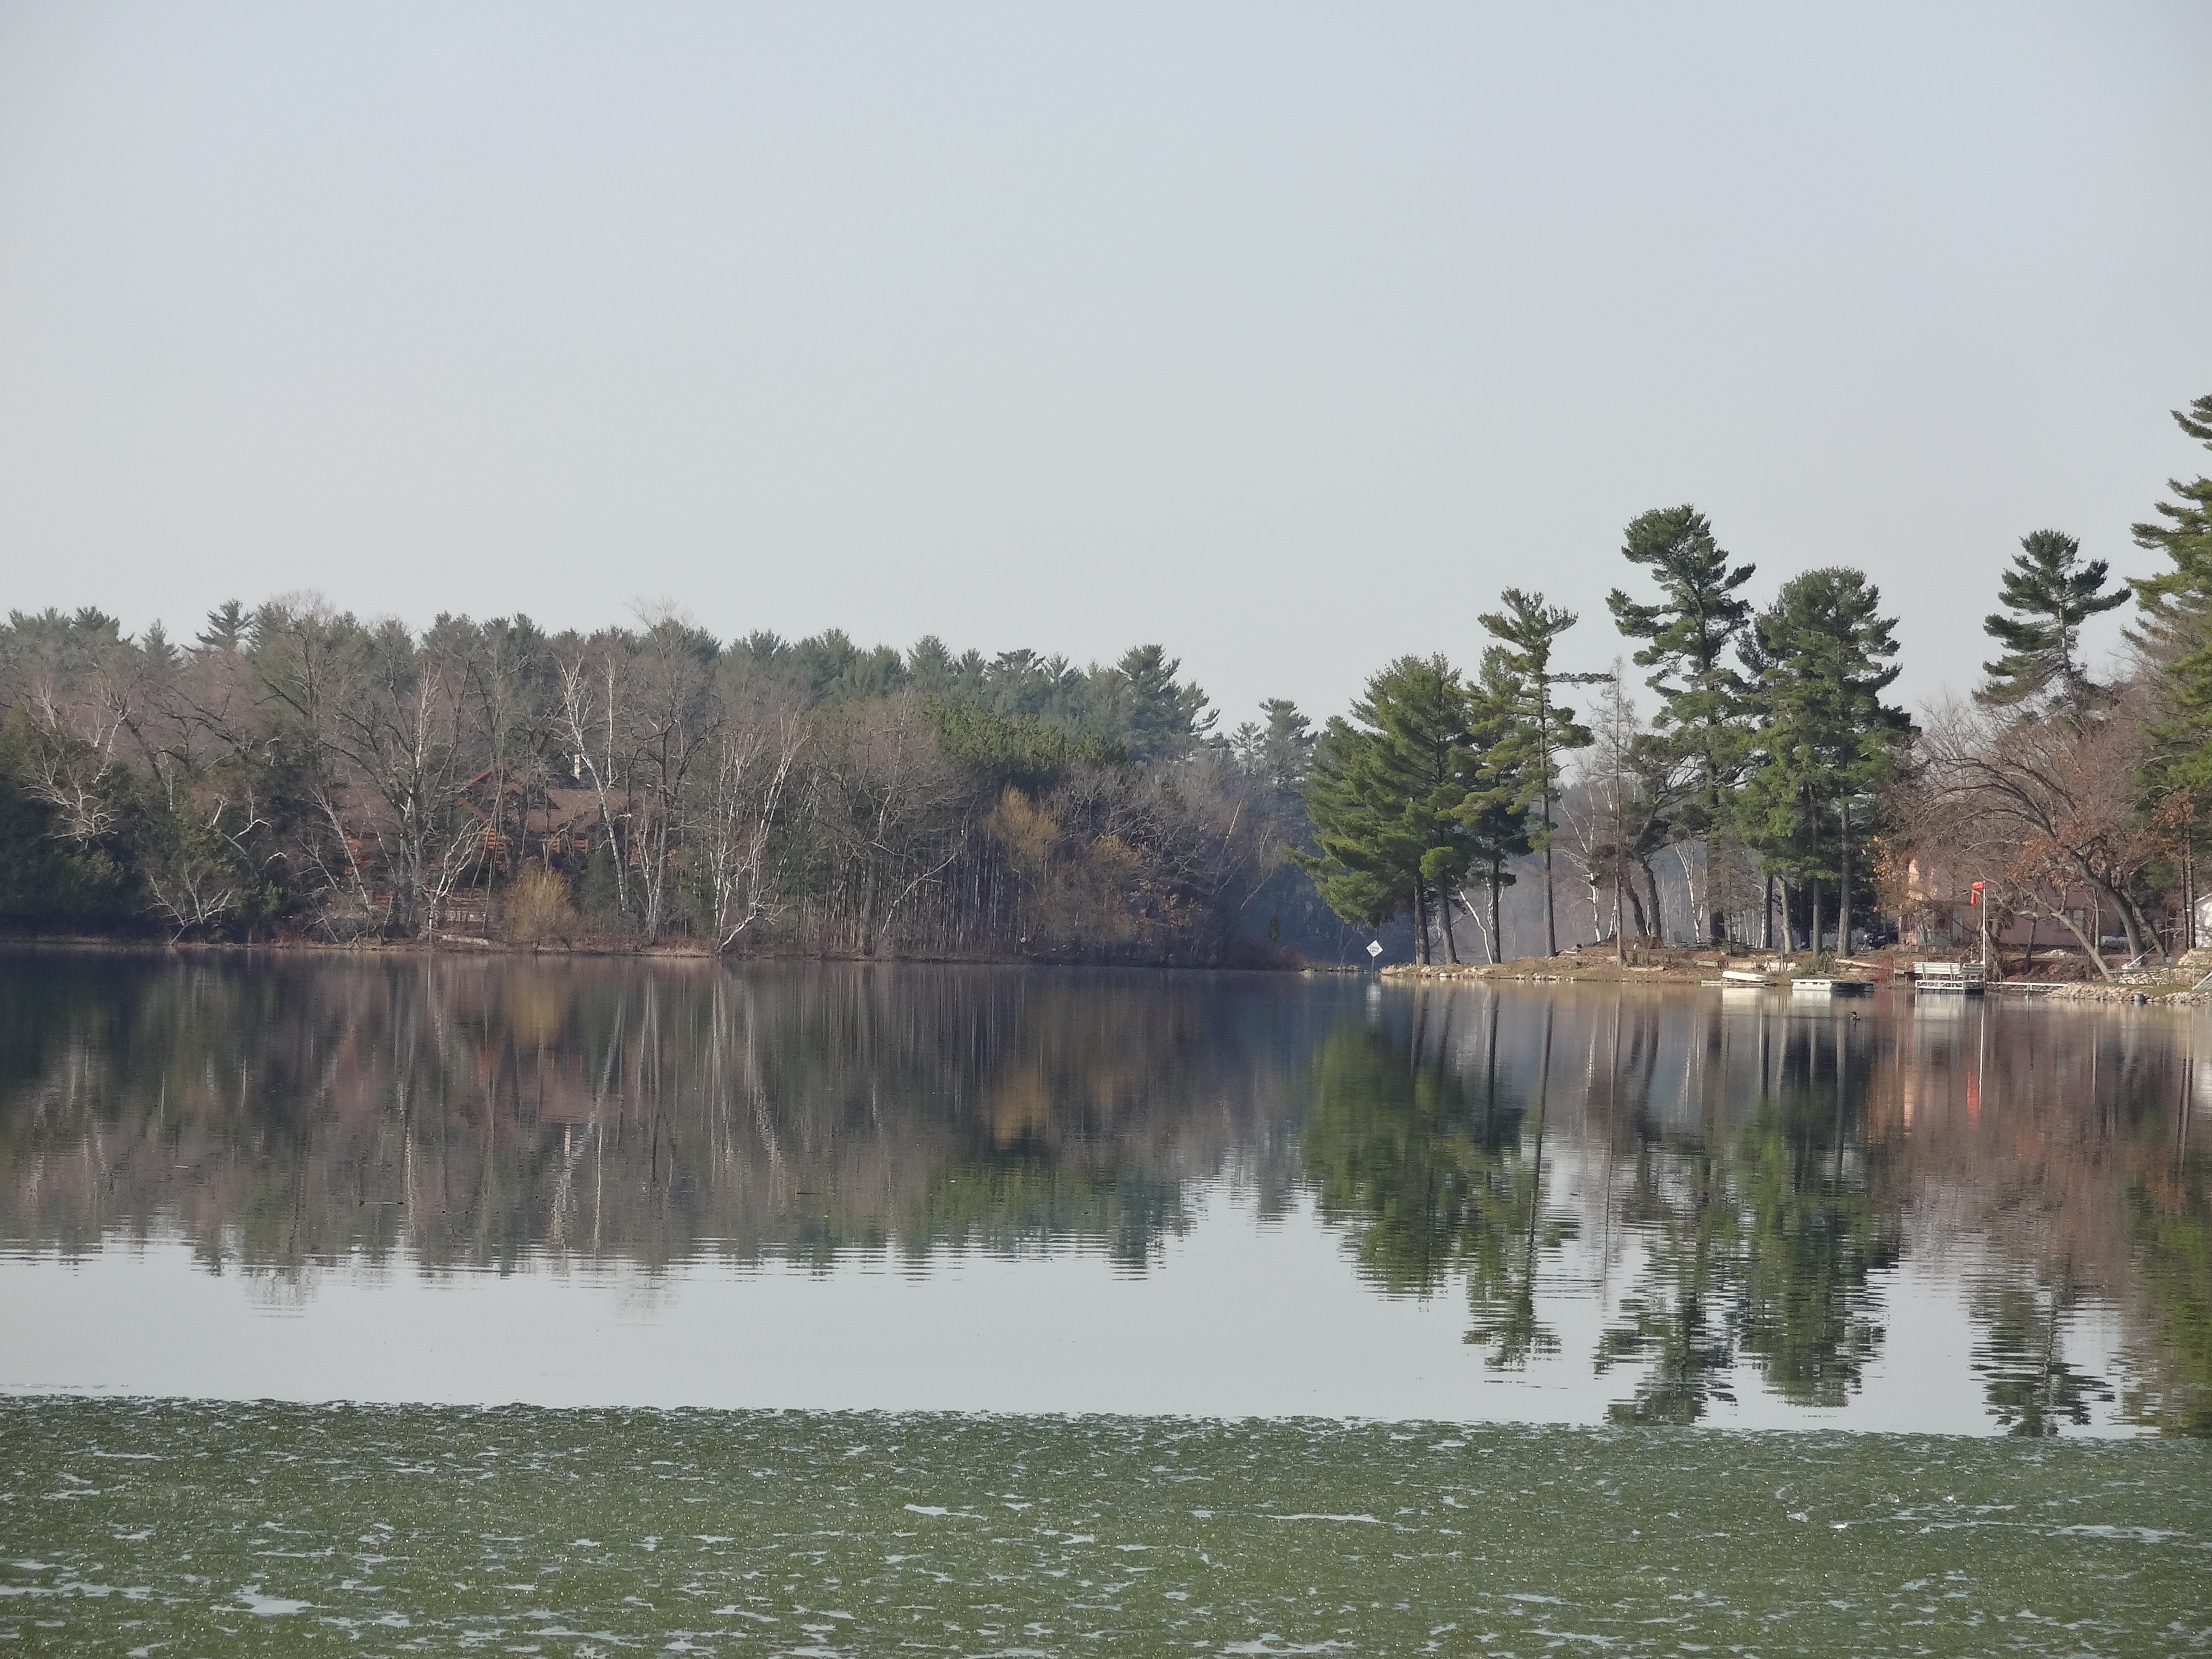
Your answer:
[6,1398,2208,1657]
[2,952,2206,1436]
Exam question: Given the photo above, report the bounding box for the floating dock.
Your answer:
[1914,961,1986,994]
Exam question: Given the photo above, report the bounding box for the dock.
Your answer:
[1914,961,1986,995]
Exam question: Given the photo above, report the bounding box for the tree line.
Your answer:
[0,604,1324,959]
[1898,393,2212,976]
[1302,390,2212,975]
[9,388,2209,974]
[1300,507,1911,963]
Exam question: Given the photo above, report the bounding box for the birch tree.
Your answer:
[556,632,637,923]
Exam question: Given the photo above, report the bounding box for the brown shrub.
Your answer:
[505,863,578,943]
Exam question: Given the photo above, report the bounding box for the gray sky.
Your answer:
[3,2,2208,726]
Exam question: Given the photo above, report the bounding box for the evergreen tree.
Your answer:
[1297,656,1477,963]
[2132,394,2212,650]
[1478,589,1600,956]
[1115,645,1217,762]
[0,708,137,924]
[1736,568,1910,953]
[2130,394,2212,792]
[790,629,908,703]
[1231,698,1317,791]
[195,600,251,654]
[1978,530,2126,711]
[926,701,1128,794]
[1457,657,1536,962]
[1606,506,1757,944]
[579,839,626,923]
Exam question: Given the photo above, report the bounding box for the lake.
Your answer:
[3,952,2208,1654]
[5,952,2204,1434]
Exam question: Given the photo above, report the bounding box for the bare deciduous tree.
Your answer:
[1908,689,2173,975]
[698,690,802,951]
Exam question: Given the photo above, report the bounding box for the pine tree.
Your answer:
[1457,657,1536,961]
[196,600,251,654]
[1478,589,1600,956]
[2132,394,2212,651]
[1115,645,1218,762]
[1606,506,1756,944]
[1978,530,2126,711]
[2130,395,2212,791]
[1231,698,1316,791]
[1736,568,1910,953]
[1297,656,1477,963]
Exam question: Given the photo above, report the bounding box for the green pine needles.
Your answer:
[1978,530,2128,711]
[2132,396,2212,794]
[1737,568,1912,953]
[1295,655,1531,966]
[1298,394,2212,968]
[1478,590,1601,957]
[1607,507,1757,945]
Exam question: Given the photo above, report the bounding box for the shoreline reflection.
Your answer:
[0,954,2204,1434]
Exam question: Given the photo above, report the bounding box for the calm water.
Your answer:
[2,951,2205,1437]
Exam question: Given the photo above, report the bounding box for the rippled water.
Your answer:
[2,951,2205,1436]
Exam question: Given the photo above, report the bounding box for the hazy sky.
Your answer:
[3,3,2208,726]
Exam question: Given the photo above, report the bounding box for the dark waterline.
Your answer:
[1,952,2206,1435]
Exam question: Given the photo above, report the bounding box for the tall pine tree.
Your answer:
[2131,394,2212,792]
[1456,656,1537,962]
[1606,506,1756,944]
[1736,568,1911,953]
[1297,656,1478,964]
[1978,530,2126,712]
[1478,589,1599,956]
[1114,645,1218,762]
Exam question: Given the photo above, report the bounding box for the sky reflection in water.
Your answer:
[0,952,2204,1435]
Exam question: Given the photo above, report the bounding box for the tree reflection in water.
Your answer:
[0,953,1318,1275]
[2125,1156,2212,1436]
[1296,984,2210,1433]
[1300,996,1572,1368]
[1972,1270,2113,1434]
[2,953,2208,1433]
[1309,989,1897,1421]
[1603,1008,1901,1423]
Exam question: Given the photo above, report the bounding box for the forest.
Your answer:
[1303,391,2212,979]
[0,609,1329,961]
[3,388,2209,975]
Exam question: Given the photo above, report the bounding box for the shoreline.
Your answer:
[6,934,2203,1000]
[1380,951,2212,1005]
[0,931,1325,973]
